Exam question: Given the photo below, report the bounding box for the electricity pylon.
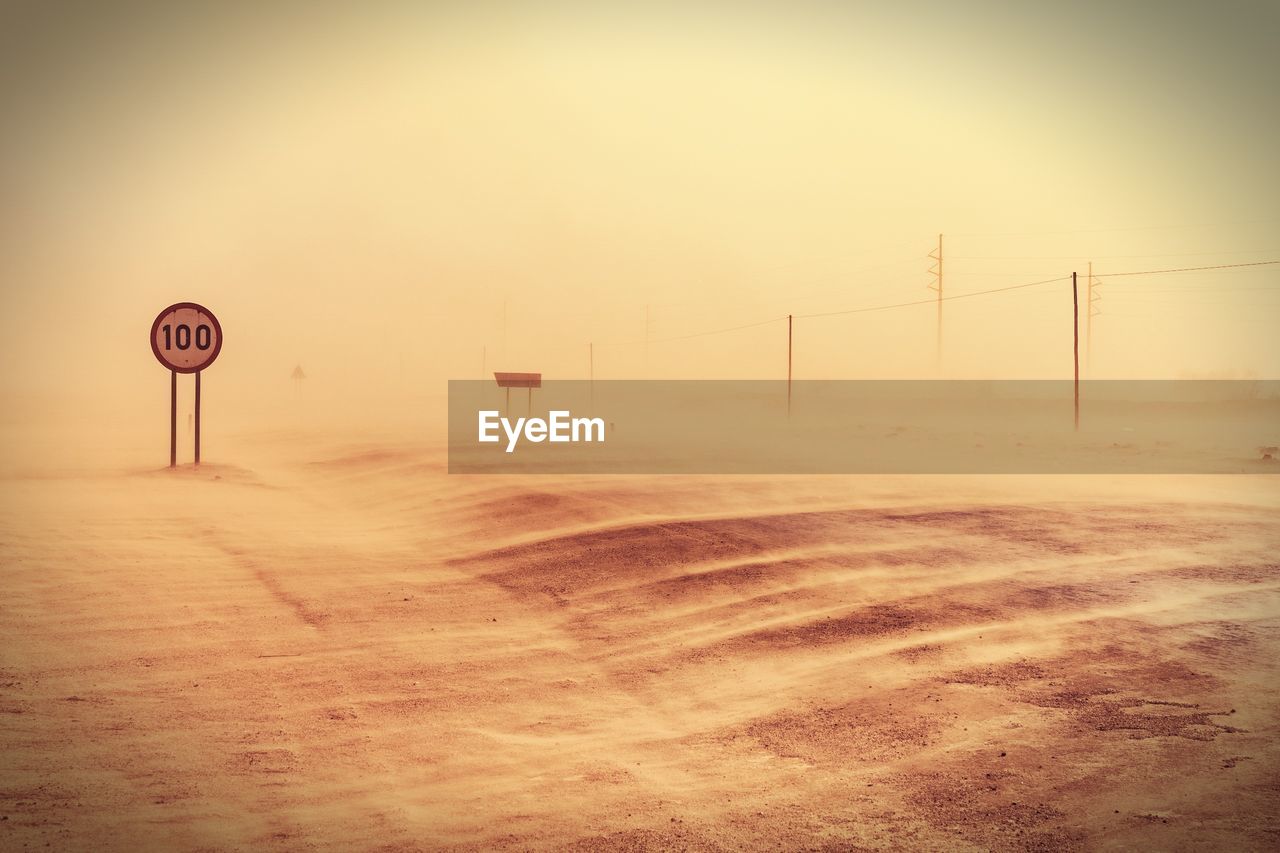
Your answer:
[927,233,943,370]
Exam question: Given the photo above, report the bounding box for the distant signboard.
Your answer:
[494,372,541,388]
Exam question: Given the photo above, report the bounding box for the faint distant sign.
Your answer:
[291,364,307,380]
[150,302,221,468]
[151,302,222,373]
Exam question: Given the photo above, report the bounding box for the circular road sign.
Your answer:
[150,302,222,373]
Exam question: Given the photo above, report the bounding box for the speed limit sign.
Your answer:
[150,302,222,468]
[150,302,222,373]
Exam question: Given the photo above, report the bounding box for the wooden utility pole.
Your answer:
[787,314,793,415]
[1072,271,1080,432]
[1087,261,1102,374]
[1086,261,1093,372]
[936,233,943,366]
[644,304,651,377]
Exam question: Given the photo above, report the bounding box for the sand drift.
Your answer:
[1,438,1278,849]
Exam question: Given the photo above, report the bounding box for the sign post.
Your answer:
[170,370,177,467]
[291,364,307,396]
[150,302,222,467]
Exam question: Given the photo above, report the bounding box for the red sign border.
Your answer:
[150,302,223,373]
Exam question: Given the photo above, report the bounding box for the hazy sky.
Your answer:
[1,1,1277,431]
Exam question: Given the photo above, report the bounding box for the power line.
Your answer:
[796,275,1071,320]
[589,259,1278,349]
[950,249,1277,260]
[1106,286,1280,294]
[948,219,1280,238]
[1095,260,1279,277]
[600,315,787,347]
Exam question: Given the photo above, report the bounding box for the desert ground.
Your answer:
[2,428,1278,851]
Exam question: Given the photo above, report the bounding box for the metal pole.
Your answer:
[1086,261,1092,372]
[644,304,651,377]
[936,233,943,370]
[194,369,202,466]
[1072,272,1080,432]
[169,369,177,468]
[787,314,793,416]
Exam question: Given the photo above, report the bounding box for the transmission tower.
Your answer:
[927,233,943,370]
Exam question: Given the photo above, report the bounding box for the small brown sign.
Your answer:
[494,372,541,389]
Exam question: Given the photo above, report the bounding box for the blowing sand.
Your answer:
[2,432,1278,850]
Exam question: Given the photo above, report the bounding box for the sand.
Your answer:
[2,432,1278,850]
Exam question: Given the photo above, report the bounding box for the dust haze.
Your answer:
[2,2,1279,850]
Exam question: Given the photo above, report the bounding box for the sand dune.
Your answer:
[2,436,1278,850]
